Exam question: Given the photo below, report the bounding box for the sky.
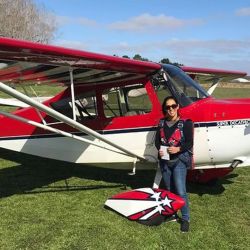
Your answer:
[36,0,250,75]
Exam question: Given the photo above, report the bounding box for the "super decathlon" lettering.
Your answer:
[217,120,249,127]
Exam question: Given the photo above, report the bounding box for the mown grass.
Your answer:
[0,149,249,250]
[212,87,250,99]
[0,85,64,99]
[0,85,249,249]
[0,85,65,113]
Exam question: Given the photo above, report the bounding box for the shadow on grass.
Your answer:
[0,148,238,198]
[187,173,238,196]
[0,148,154,198]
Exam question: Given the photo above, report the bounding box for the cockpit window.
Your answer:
[153,64,209,107]
[103,84,152,118]
[51,91,97,121]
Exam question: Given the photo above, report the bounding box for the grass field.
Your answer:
[212,87,250,99]
[0,86,250,249]
[0,150,249,250]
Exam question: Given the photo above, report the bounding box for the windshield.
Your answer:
[155,64,210,107]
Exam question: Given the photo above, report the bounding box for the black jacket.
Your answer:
[155,119,194,160]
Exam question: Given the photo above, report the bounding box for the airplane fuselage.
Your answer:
[0,82,249,170]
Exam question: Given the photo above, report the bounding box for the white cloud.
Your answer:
[77,17,98,27]
[236,7,250,16]
[55,16,71,26]
[158,40,250,74]
[53,39,90,51]
[103,39,250,57]
[55,15,97,27]
[158,39,250,55]
[108,13,203,32]
[100,39,250,74]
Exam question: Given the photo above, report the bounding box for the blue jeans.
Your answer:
[160,159,190,221]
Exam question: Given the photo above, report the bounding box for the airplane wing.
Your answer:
[0,37,161,86]
[181,66,247,94]
[0,37,246,88]
[0,37,162,162]
[182,66,247,83]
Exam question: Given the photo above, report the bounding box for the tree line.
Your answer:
[121,54,183,66]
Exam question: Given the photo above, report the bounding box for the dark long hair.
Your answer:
[161,96,179,116]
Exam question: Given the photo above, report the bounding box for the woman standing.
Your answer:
[155,96,193,233]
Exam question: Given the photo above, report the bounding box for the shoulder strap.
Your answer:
[177,119,185,142]
[158,119,168,145]
[158,119,165,128]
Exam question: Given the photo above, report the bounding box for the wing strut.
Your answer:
[0,81,146,161]
[207,79,219,95]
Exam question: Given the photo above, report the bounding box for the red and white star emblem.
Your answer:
[105,188,185,222]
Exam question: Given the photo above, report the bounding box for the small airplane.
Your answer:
[0,37,249,187]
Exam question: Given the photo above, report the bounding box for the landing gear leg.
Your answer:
[128,158,137,176]
[153,162,162,189]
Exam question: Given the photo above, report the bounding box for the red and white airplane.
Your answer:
[0,37,249,186]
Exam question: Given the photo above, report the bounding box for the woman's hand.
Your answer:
[167,146,180,154]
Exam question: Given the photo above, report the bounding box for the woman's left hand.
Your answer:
[167,146,181,154]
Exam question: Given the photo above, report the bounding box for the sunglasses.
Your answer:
[165,104,178,110]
